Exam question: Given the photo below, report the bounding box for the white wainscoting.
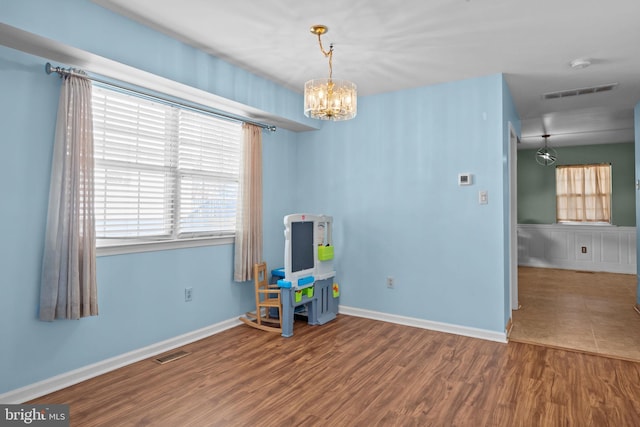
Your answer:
[518,224,637,274]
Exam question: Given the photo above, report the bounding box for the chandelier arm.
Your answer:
[316,33,331,57]
[316,34,334,79]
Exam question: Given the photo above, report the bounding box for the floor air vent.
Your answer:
[543,83,618,100]
[154,350,191,364]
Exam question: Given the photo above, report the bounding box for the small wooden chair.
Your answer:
[240,262,282,333]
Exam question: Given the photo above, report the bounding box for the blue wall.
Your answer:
[1,0,517,395]
[0,43,299,393]
[294,74,515,332]
[1,0,312,127]
[0,0,299,394]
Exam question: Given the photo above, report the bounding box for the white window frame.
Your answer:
[92,85,241,255]
[555,163,612,225]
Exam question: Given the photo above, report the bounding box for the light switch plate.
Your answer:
[479,190,488,205]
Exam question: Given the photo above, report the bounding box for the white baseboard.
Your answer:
[0,317,242,404]
[518,259,636,275]
[339,305,508,343]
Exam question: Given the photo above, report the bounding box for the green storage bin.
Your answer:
[318,245,334,261]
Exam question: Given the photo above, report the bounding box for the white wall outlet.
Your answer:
[386,276,395,289]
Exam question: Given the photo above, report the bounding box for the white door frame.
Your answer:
[509,122,519,311]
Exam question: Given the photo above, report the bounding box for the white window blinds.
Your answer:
[91,85,241,242]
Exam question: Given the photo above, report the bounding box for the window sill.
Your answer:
[96,236,234,257]
[556,222,613,226]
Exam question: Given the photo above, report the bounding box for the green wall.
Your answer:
[518,142,636,226]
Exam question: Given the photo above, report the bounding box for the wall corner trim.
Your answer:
[338,305,508,344]
[0,317,242,404]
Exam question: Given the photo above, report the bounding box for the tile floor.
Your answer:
[509,267,640,362]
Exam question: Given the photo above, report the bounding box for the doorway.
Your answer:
[508,122,640,360]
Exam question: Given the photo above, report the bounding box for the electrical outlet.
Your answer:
[386,276,395,289]
[581,246,587,254]
[185,287,193,302]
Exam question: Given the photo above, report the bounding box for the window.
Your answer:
[91,85,241,246]
[556,164,612,224]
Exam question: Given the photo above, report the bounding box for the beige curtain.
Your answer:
[556,164,611,222]
[234,123,263,282]
[40,72,98,321]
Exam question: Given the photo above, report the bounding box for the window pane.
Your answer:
[92,85,241,243]
[556,164,611,223]
[179,175,237,236]
[178,110,241,177]
[95,166,174,238]
[93,90,176,167]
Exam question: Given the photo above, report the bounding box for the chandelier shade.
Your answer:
[304,78,357,120]
[303,25,357,121]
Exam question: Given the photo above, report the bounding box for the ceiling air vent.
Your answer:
[543,83,618,100]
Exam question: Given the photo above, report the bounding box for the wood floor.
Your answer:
[30,315,640,426]
[510,267,640,362]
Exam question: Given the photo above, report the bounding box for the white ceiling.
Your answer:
[93,0,640,149]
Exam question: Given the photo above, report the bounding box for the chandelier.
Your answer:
[535,134,557,166]
[304,25,357,121]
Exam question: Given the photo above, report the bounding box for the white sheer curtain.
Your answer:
[234,123,263,282]
[40,72,98,321]
[556,164,611,223]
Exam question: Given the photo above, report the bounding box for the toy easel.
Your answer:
[275,214,338,337]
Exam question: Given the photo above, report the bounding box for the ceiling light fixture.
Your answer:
[536,134,557,166]
[303,25,357,121]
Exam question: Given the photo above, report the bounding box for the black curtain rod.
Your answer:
[45,62,276,132]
